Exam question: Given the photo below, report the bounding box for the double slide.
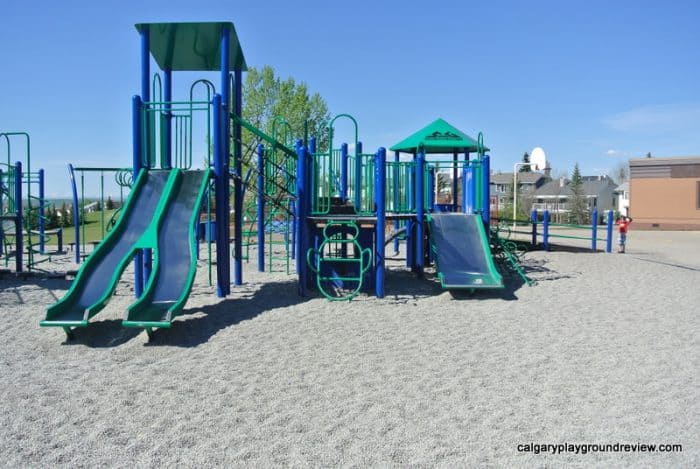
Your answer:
[429,213,503,290]
[41,168,210,336]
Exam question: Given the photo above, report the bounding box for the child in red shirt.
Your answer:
[617,215,633,253]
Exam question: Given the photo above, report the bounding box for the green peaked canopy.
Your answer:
[389,118,488,153]
[135,22,247,72]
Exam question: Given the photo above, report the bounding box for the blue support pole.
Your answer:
[0,168,3,256]
[296,142,307,295]
[308,138,317,218]
[543,209,550,251]
[605,210,613,253]
[375,148,386,298]
[340,143,348,202]
[163,69,172,169]
[462,153,468,213]
[294,140,303,274]
[481,155,491,226]
[221,28,236,291]
[531,209,538,247]
[138,25,151,296]
[257,144,265,272]
[452,151,458,212]
[393,151,400,254]
[131,94,144,297]
[67,164,80,263]
[354,142,363,210]
[591,208,598,251]
[415,147,425,278]
[38,168,45,254]
[14,162,23,273]
[465,166,475,215]
[213,94,227,297]
[232,72,242,288]
[429,168,436,211]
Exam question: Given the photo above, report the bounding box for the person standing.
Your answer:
[617,215,633,253]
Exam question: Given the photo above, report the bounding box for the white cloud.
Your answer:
[605,149,630,157]
[602,102,700,133]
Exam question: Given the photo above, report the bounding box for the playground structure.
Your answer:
[1,132,63,274]
[38,21,546,339]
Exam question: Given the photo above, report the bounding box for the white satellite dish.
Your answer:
[530,147,547,171]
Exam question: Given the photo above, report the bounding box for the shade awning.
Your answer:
[389,118,489,153]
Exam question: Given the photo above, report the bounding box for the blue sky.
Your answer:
[1,0,698,197]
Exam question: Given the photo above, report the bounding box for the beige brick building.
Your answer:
[629,157,700,230]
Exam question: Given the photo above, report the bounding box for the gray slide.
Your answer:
[429,213,504,289]
[41,170,172,327]
[123,170,210,329]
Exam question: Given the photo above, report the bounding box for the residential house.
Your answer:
[532,175,617,222]
[489,172,547,217]
[614,182,629,216]
[629,156,700,229]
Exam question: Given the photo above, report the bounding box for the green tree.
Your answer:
[105,196,114,210]
[568,163,588,224]
[519,152,532,172]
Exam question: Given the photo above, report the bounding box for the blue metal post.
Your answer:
[462,153,468,213]
[139,25,151,296]
[296,142,307,295]
[354,142,362,209]
[415,147,425,278]
[67,164,80,263]
[375,148,386,298]
[452,150,458,212]
[257,144,265,272]
[38,168,45,254]
[223,28,237,291]
[531,209,538,247]
[340,143,348,202]
[294,140,303,274]
[429,168,436,211]
[232,75,242,288]
[393,151,400,254]
[163,69,172,169]
[465,165,475,215]
[481,155,491,226]
[591,208,598,251]
[14,162,23,273]
[0,168,3,255]
[543,209,550,251]
[605,210,613,253]
[213,94,227,297]
[131,94,144,297]
[308,138,317,217]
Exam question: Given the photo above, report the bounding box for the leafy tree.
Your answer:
[519,152,532,172]
[568,163,588,224]
[105,196,114,211]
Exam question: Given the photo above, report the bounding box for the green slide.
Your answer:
[41,169,181,334]
[429,213,504,290]
[123,169,210,332]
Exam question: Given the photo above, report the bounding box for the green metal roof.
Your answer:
[134,22,247,72]
[389,118,489,153]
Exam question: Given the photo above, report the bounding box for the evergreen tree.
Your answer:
[105,196,114,210]
[568,163,588,224]
[519,152,532,172]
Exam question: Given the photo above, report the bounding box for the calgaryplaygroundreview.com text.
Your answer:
[517,442,683,456]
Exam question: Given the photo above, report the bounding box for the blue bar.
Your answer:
[531,209,538,246]
[213,94,227,297]
[429,168,435,211]
[481,155,491,226]
[375,148,386,298]
[296,142,307,295]
[452,151,458,212]
[591,208,598,251]
[163,69,172,169]
[416,148,425,278]
[354,141,363,209]
[131,95,143,296]
[606,210,613,253]
[38,168,45,254]
[543,209,550,251]
[465,166,475,214]
[14,162,23,273]
[294,140,303,274]
[257,144,265,272]
[67,164,81,263]
[393,151,400,254]
[340,143,348,202]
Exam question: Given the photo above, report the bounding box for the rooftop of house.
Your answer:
[534,175,617,197]
[490,172,546,185]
